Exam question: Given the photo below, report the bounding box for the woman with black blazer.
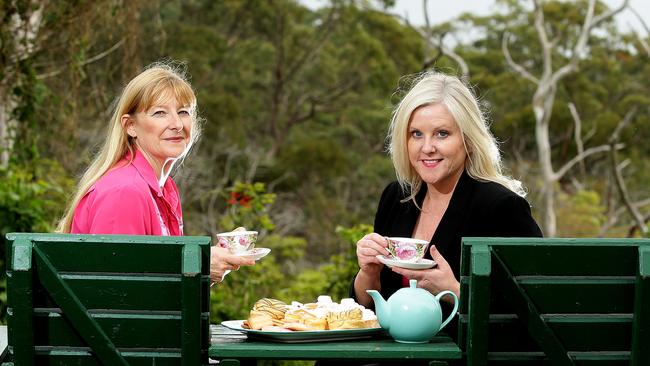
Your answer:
[350,72,543,343]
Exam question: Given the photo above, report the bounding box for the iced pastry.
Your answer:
[284,307,328,330]
[326,307,365,330]
[246,298,289,330]
[245,296,379,331]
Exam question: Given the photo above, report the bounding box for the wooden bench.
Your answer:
[5,233,211,366]
[459,237,650,366]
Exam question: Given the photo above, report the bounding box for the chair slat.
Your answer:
[515,278,635,313]
[461,315,632,352]
[31,311,209,348]
[31,274,210,311]
[8,238,34,366]
[493,245,637,276]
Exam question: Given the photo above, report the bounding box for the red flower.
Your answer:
[239,195,252,208]
[227,192,243,206]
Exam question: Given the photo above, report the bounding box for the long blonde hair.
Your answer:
[388,72,525,202]
[57,63,201,233]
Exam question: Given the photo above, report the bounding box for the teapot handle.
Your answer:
[435,290,459,331]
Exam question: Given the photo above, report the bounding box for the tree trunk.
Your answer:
[0,0,46,167]
[534,90,557,237]
[0,85,18,167]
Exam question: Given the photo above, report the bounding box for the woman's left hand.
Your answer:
[210,246,255,285]
[390,245,460,303]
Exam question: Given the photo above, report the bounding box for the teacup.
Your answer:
[216,230,258,254]
[385,237,428,262]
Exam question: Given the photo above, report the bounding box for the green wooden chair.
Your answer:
[5,233,211,366]
[459,237,650,366]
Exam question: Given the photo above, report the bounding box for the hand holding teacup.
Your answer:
[355,233,391,277]
[389,245,460,304]
[210,227,257,285]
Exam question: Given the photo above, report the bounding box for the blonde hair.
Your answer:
[57,62,201,233]
[388,72,525,202]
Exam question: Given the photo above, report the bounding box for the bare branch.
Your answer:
[553,143,623,181]
[551,0,628,86]
[533,0,553,78]
[441,41,470,78]
[423,0,431,30]
[424,33,470,78]
[607,107,646,235]
[629,7,650,56]
[610,107,637,141]
[600,198,650,235]
[411,1,470,78]
[630,6,650,34]
[567,102,587,177]
[631,24,650,56]
[591,0,629,28]
[502,32,539,84]
[37,39,125,79]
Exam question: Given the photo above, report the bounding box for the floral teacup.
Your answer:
[385,237,428,262]
[216,230,257,254]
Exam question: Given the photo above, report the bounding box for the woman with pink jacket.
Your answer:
[57,63,253,284]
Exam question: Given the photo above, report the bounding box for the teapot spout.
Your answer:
[366,290,390,329]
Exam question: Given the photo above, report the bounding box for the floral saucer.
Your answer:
[234,247,271,261]
[376,255,436,270]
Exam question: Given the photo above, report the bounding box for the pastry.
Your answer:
[244,296,379,331]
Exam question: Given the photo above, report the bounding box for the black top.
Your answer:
[350,171,543,340]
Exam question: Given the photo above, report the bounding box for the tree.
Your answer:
[502,0,628,236]
[0,0,45,167]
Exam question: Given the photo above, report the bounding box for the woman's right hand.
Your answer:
[356,233,390,278]
[210,246,255,285]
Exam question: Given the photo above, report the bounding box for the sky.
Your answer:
[302,0,649,35]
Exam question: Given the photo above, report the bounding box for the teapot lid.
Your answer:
[394,279,436,303]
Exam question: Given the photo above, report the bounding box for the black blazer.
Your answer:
[350,171,543,339]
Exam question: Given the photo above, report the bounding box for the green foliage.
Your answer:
[280,224,373,302]
[0,161,72,236]
[556,190,606,237]
[0,160,73,323]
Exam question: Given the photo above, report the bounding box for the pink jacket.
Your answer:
[71,150,184,236]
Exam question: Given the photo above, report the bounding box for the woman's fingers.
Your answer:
[429,245,450,270]
[390,247,458,295]
[210,246,256,284]
[356,234,390,257]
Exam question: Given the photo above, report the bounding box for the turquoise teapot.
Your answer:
[367,279,458,343]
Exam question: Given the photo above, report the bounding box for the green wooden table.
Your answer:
[209,325,461,365]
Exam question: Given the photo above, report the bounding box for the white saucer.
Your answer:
[234,247,271,261]
[376,255,436,270]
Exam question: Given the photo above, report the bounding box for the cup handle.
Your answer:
[435,290,459,331]
[221,269,231,281]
